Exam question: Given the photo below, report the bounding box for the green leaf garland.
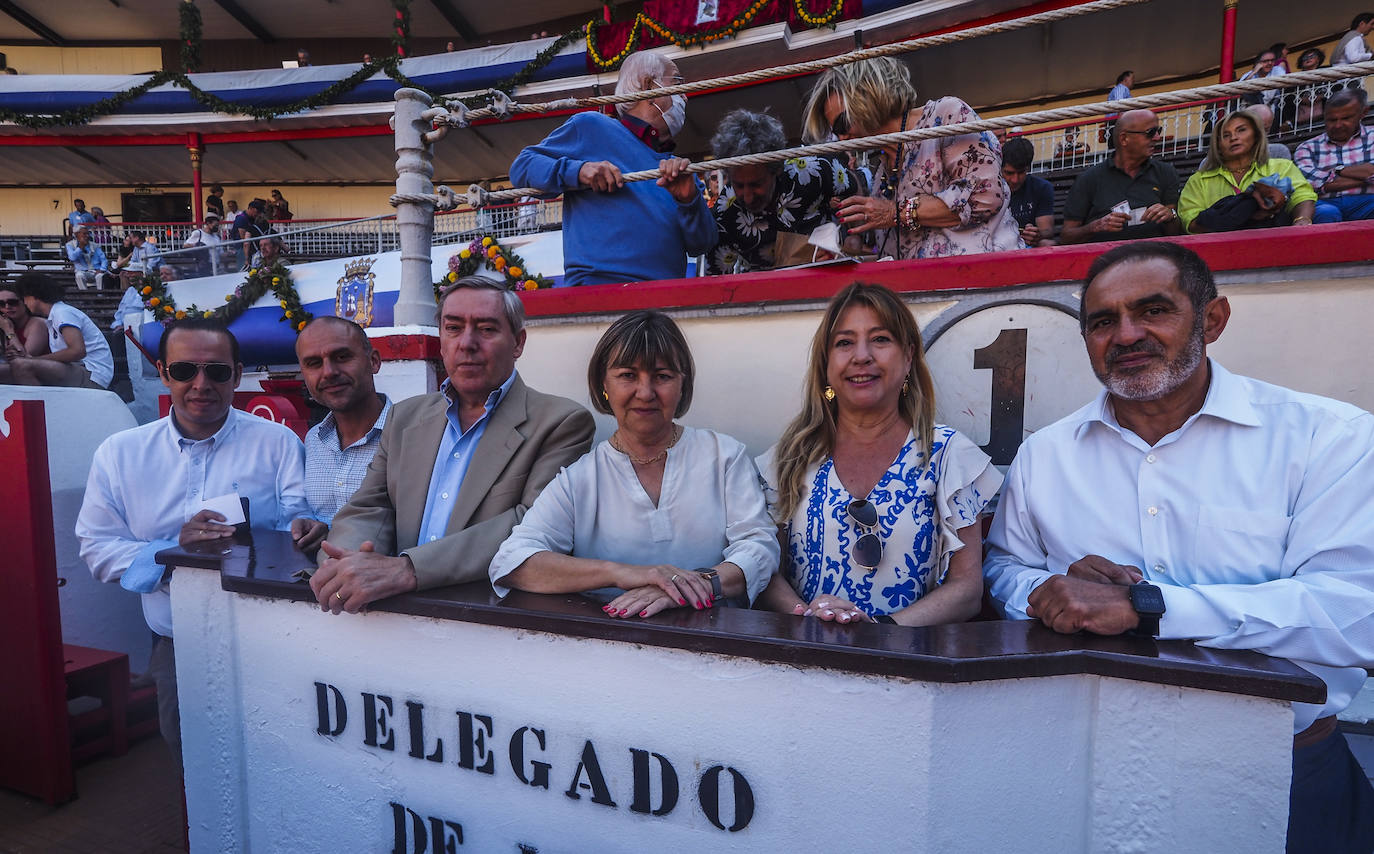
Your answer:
[136,261,314,333]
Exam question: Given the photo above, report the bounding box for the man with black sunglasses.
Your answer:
[77,318,325,766]
[1061,109,1182,244]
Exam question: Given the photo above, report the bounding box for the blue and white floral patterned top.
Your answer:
[756,425,1001,616]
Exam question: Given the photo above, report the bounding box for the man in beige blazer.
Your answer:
[310,277,594,612]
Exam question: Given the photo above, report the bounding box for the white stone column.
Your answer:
[393,87,437,328]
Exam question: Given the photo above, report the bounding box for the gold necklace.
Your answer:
[610,424,683,465]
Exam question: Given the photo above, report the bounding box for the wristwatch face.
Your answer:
[1129,583,1166,615]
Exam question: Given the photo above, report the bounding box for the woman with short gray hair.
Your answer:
[707,108,850,275]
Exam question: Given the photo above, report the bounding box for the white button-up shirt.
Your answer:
[985,361,1374,732]
[77,407,310,637]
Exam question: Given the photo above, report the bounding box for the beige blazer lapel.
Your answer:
[396,395,450,545]
[443,376,530,535]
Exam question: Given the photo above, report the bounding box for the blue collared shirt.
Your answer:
[414,371,517,546]
[304,395,392,524]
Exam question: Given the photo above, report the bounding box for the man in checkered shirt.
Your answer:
[1294,88,1374,223]
[295,316,390,524]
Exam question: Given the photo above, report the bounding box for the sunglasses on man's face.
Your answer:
[164,361,234,383]
[1121,126,1163,139]
[846,498,883,571]
[0,298,20,308]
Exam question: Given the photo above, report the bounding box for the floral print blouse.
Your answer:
[888,97,1023,259]
[708,156,850,275]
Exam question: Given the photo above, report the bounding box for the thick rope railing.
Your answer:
[392,63,1370,210]
[436,0,1149,126]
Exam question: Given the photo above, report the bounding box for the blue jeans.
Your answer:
[1314,194,1374,223]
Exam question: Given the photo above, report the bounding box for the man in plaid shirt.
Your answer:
[1294,88,1374,223]
[295,316,390,524]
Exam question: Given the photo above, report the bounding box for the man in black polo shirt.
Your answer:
[1060,109,1182,244]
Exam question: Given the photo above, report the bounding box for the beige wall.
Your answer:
[0,45,162,76]
[0,185,396,235]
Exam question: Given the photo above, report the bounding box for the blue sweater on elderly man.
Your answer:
[510,111,717,287]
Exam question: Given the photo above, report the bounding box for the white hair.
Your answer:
[614,52,675,116]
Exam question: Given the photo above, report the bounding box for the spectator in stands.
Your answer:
[1239,49,1278,107]
[267,189,293,222]
[1296,49,1328,125]
[0,284,49,358]
[296,48,312,67]
[802,57,1020,258]
[707,109,849,274]
[490,310,777,614]
[1245,104,1293,158]
[0,273,113,389]
[250,236,286,269]
[88,206,112,248]
[983,242,1374,854]
[1336,13,1374,65]
[1002,137,1056,246]
[183,213,224,278]
[1268,43,1291,75]
[309,276,594,613]
[205,184,225,219]
[67,198,94,233]
[295,317,390,525]
[1108,70,1133,101]
[77,318,323,766]
[1295,88,1374,223]
[754,282,998,625]
[1060,109,1182,243]
[1051,128,1090,160]
[66,225,110,291]
[233,200,266,270]
[225,199,239,216]
[1180,109,1316,232]
[509,51,715,286]
[115,231,163,287]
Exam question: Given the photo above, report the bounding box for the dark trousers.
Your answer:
[1287,728,1374,854]
[149,633,182,771]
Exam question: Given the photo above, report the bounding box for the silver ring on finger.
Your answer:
[334,591,344,601]
[670,574,679,582]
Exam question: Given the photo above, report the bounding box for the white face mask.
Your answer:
[655,94,687,138]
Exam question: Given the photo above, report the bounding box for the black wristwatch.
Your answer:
[1127,582,1166,637]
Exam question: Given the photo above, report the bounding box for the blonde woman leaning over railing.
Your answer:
[801,57,1022,259]
[755,283,1001,626]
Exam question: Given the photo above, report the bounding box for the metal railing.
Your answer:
[1015,77,1368,173]
[80,197,564,269]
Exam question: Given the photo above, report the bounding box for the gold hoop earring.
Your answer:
[823,386,836,402]
[601,390,609,402]
[902,380,910,396]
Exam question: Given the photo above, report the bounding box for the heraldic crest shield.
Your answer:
[336,258,377,327]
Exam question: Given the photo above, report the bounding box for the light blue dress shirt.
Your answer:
[304,395,391,524]
[415,370,517,546]
[76,407,310,637]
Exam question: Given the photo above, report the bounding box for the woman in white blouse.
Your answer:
[490,310,778,617]
[756,283,1001,625]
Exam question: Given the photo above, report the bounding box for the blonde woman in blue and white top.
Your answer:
[756,282,1001,625]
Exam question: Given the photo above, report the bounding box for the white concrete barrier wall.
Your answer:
[171,565,1294,854]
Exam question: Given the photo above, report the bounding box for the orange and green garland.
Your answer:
[433,235,552,300]
[136,259,314,332]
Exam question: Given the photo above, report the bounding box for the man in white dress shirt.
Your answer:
[983,242,1374,853]
[77,319,326,763]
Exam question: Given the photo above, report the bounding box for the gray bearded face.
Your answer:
[1095,315,1205,401]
